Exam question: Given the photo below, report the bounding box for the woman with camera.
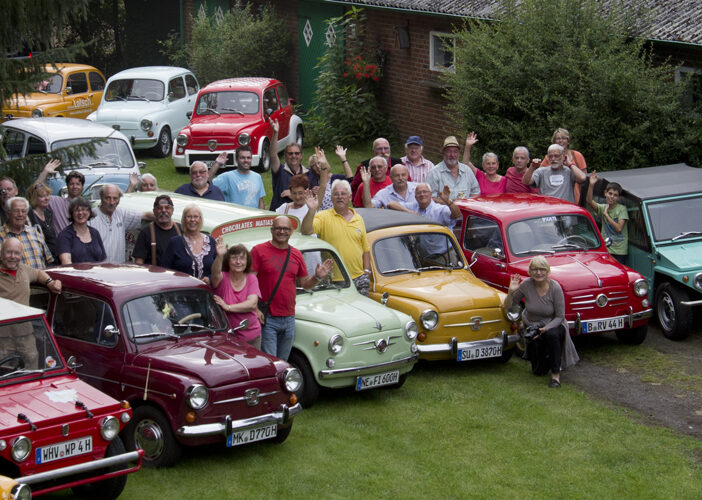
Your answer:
[504,256,578,388]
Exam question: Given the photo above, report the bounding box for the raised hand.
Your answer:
[589,170,598,186]
[360,165,371,184]
[305,190,319,212]
[44,158,61,174]
[314,146,327,165]
[215,236,228,257]
[439,185,451,204]
[465,131,478,149]
[335,145,347,161]
[315,258,334,279]
[271,119,279,135]
[216,151,228,165]
[508,273,521,293]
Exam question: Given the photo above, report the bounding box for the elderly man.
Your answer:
[0,177,19,225]
[402,136,435,184]
[32,160,88,234]
[426,136,480,203]
[389,184,461,227]
[350,137,403,197]
[522,144,587,203]
[352,156,392,208]
[302,179,371,296]
[175,161,225,201]
[209,148,266,209]
[269,120,308,211]
[251,216,332,360]
[505,147,539,194]
[364,163,417,210]
[126,173,159,193]
[132,194,182,266]
[0,197,53,269]
[88,184,154,262]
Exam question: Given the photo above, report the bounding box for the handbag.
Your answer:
[258,246,291,316]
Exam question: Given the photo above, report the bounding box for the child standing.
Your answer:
[586,171,628,264]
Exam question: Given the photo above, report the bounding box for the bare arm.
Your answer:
[586,171,598,211]
[335,145,353,178]
[568,162,587,183]
[59,253,72,265]
[439,186,461,219]
[362,251,370,272]
[270,119,281,174]
[36,269,62,294]
[462,132,479,174]
[522,159,541,186]
[214,293,258,313]
[360,167,373,208]
[32,159,61,188]
[209,238,227,289]
[301,191,318,235]
[298,258,333,289]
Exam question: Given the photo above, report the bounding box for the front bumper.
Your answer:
[417,330,518,355]
[175,403,302,438]
[568,307,653,334]
[172,148,260,168]
[318,353,418,379]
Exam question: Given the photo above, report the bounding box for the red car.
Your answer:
[40,264,302,468]
[173,77,303,172]
[0,298,141,498]
[454,194,652,344]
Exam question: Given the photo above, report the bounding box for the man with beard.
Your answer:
[350,137,403,197]
[426,136,480,203]
[175,161,225,201]
[269,120,307,211]
[132,194,182,266]
[522,144,587,203]
[0,197,54,269]
[208,148,266,209]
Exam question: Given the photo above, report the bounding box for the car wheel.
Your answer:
[151,127,172,158]
[287,351,319,408]
[72,437,128,500]
[255,139,271,173]
[123,405,181,468]
[271,423,293,444]
[615,324,648,345]
[295,125,303,148]
[656,283,692,340]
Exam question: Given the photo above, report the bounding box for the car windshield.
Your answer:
[298,249,351,293]
[33,73,62,93]
[105,78,165,102]
[196,91,260,115]
[647,196,702,242]
[373,232,465,275]
[52,137,135,168]
[507,214,601,255]
[0,318,64,383]
[122,289,228,344]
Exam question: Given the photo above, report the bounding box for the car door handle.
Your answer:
[495,263,505,269]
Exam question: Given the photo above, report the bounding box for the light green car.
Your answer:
[120,192,419,406]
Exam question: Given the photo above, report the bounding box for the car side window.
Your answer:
[463,216,503,257]
[67,72,88,94]
[2,129,26,157]
[263,88,279,114]
[168,77,186,101]
[185,74,199,95]
[89,71,106,91]
[277,85,289,107]
[53,292,118,347]
[26,136,47,155]
[29,287,51,313]
[623,195,651,252]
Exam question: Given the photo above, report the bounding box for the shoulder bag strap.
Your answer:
[149,222,157,265]
[264,245,292,308]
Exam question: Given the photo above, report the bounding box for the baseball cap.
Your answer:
[153,194,173,208]
[443,136,460,149]
[405,135,423,146]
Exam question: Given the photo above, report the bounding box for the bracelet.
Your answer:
[342,160,348,164]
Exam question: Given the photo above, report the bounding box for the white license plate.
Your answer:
[36,436,92,464]
[227,424,277,447]
[355,370,399,391]
[457,345,502,362]
[582,316,626,333]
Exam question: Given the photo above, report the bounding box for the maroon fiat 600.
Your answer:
[454,194,652,344]
[0,298,141,499]
[40,264,302,468]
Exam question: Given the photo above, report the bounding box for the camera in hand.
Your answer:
[523,324,540,341]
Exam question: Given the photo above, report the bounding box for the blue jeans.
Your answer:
[261,315,295,360]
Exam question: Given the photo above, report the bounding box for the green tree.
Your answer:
[445,0,701,170]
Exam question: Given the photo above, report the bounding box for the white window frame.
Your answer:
[675,65,702,107]
[429,31,456,73]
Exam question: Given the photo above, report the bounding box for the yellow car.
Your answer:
[0,475,30,500]
[1,64,105,121]
[358,208,520,362]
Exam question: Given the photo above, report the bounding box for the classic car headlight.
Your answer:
[32,108,44,118]
[100,416,120,441]
[633,278,649,297]
[186,384,209,410]
[404,320,418,340]
[140,119,153,131]
[506,309,521,322]
[176,133,189,146]
[237,132,250,146]
[11,436,31,462]
[283,367,302,393]
[328,334,344,355]
[694,273,702,291]
[420,310,439,330]
[12,483,32,500]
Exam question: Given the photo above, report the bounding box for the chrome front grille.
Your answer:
[569,290,629,311]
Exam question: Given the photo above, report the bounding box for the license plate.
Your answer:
[457,345,502,362]
[355,370,399,391]
[226,424,277,447]
[36,436,92,464]
[582,316,625,333]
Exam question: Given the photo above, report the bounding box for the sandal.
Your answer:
[548,379,561,388]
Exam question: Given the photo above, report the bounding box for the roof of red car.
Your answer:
[202,78,280,92]
[455,193,588,222]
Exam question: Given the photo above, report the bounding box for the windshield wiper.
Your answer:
[382,267,420,275]
[0,369,44,380]
[513,248,556,256]
[133,332,179,341]
[173,323,216,336]
[551,243,584,250]
[128,95,149,101]
[221,107,244,115]
[87,161,120,168]
[417,265,451,272]
[202,107,220,115]
[671,231,702,241]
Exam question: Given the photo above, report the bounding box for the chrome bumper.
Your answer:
[176,403,302,438]
[418,331,517,355]
[318,353,418,379]
[568,307,653,334]
[680,299,702,306]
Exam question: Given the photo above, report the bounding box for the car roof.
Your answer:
[202,78,280,92]
[1,117,129,143]
[454,193,589,222]
[47,63,101,74]
[0,298,44,322]
[356,208,445,232]
[598,163,702,200]
[107,66,193,81]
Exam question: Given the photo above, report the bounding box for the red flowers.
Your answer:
[343,54,381,83]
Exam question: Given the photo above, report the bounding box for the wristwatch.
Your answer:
[44,277,53,285]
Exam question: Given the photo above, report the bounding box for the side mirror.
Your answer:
[64,87,73,95]
[604,237,612,248]
[168,91,175,101]
[493,248,505,259]
[231,319,249,332]
[381,292,389,306]
[66,355,83,370]
[103,324,120,339]
[468,251,479,268]
[265,108,274,116]
[137,161,146,169]
[186,111,192,119]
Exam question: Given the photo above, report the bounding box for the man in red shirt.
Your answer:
[251,216,332,360]
[353,156,392,207]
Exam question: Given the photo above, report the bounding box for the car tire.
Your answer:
[152,126,172,158]
[287,351,319,408]
[123,405,181,468]
[72,436,128,500]
[294,125,303,148]
[656,282,692,340]
[255,139,271,173]
[615,324,648,345]
[271,423,293,444]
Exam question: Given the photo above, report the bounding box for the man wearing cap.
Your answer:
[402,136,435,184]
[132,195,182,266]
[426,135,480,203]
[350,138,403,197]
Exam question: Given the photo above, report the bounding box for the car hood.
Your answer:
[377,272,503,312]
[93,101,165,121]
[4,93,60,109]
[511,252,629,289]
[655,240,702,271]
[184,116,256,136]
[133,336,278,387]
[296,291,405,336]
[0,373,120,432]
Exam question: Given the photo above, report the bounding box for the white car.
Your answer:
[87,66,199,157]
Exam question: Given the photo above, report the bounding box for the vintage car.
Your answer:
[455,194,652,344]
[358,208,518,363]
[172,78,303,172]
[118,192,419,407]
[595,164,702,340]
[35,265,302,468]
[0,298,141,498]
[87,66,199,157]
[1,63,105,122]
[0,474,30,500]
[0,117,142,199]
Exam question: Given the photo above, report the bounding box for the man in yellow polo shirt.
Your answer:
[301,179,371,295]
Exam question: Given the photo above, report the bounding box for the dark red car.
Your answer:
[0,298,141,498]
[39,264,302,468]
[454,194,652,344]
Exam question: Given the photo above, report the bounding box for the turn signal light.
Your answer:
[185,412,196,423]
[418,332,427,342]
[120,400,131,409]
[289,394,298,406]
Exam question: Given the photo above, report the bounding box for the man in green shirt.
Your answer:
[586,172,628,264]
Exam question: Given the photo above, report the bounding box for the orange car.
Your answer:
[2,63,105,121]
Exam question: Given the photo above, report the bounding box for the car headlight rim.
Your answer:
[176,133,189,147]
[283,367,302,393]
[404,320,418,340]
[694,273,702,291]
[32,108,44,118]
[12,483,31,500]
[328,334,344,355]
[100,415,120,441]
[140,119,153,131]
[185,384,209,410]
[633,278,649,297]
[11,436,31,462]
[420,309,439,331]
[237,132,250,146]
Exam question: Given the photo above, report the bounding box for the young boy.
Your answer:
[586,171,628,264]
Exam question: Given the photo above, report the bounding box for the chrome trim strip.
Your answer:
[417,332,514,354]
[16,450,142,485]
[176,403,302,438]
[680,299,702,306]
[213,390,279,405]
[318,354,418,379]
[79,373,174,398]
[445,319,502,327]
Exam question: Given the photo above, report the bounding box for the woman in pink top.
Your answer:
[462,131,507,194]
[210,239,262,349]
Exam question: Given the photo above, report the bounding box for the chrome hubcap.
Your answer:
[658,292,676,330]
[135,418,165,459]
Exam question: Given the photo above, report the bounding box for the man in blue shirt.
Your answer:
[209,147,266,209]
[175,161,225,201]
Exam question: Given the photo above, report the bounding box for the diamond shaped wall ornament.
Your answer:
[198,4,206,19]
[215,6,225,25]
[303,19,313,47]
[325,22,336,47]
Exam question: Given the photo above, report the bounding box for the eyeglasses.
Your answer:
[10,208,28,214]
[530,268,548,274]
[273,227,292,232]
[286,151,302,156]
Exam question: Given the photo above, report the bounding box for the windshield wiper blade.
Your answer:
[174,323,216,336]
[417,265,450,272]
[133,332,179,341]
[87,161,120,168]
[203,107,220,115]
[382,267,420,275]
[672,231,702,241]
[514,248,556,256]
[128,95,149,101]
[551,243,583,250]
[221,107,244,115]
[0,369,44,380]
